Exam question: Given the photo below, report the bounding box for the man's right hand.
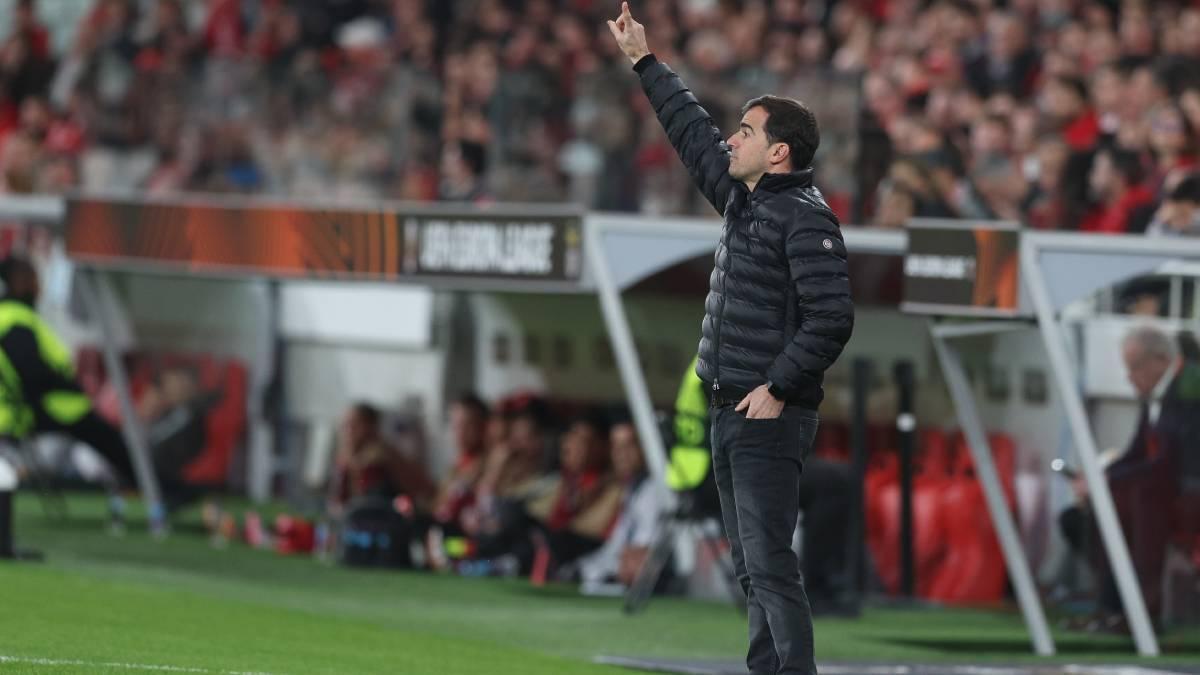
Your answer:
[607,2,649,65]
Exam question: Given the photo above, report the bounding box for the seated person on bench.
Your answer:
[576,418,664,588]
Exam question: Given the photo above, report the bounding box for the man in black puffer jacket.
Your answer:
[609,5,854,674]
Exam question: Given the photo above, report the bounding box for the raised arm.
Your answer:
[608,3,736,214]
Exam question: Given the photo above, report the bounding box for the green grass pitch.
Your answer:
[1,493,1197,674]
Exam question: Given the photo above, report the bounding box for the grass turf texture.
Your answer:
[0,493,1197,674]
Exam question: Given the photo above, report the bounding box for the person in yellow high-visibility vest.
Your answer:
[667,356,720,515]
[0,256,135,492]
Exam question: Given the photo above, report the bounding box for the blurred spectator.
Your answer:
[474,404,546,507]
[1146,172,1200,236]
[1147,103,1197,187]
[328,402,433,517]
[965,11,1039,99]
[438,139,491,203]
[1064,326,1200,633]
[138,365,216,505]
[0,0,1197,230]
[433,393,490,530]
[576,419,664,590]
[1022,135,1070,230]
[462,403,550,565]
[1040,76,1099,152]
[1080,145,1156,234]
[11,1,48,61]
[525,412,622,573]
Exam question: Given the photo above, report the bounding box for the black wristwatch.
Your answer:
[766,380,785,401]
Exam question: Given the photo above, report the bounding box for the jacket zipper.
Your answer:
[713,225,729,392]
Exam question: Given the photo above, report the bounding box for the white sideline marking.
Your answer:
[593,656,1194,675]
[0,654,276,674]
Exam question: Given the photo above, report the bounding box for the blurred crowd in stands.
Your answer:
[324,393,666,591]
[0,0,1197,233]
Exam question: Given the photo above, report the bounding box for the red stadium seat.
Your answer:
[926,432,1018,604]
[865,429,1019,602]
[952,432,1017,507]
[864,429,958,596]
[183,359,247,485]
[926,477,1008,604]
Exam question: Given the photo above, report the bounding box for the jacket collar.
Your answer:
[753,167,813,193]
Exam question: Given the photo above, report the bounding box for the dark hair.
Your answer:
[981,113,1012,135]
[1097,145,1146,186]
[458,140,487,177]
[351,402,381,429]
[0,255,35,297]
[605,409,633,430]
[741,95,819,170]
[1115,55,1151,77]
[509,396,550,429]
[1052,75,1089,102]
[1168,173,1200,204]
[565,407,610,438]
[0,255,32,285]
[453,392,489,419]
[949,0,980,18]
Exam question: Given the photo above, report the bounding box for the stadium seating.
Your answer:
[864,428,1018,603]
[77,347,248,489]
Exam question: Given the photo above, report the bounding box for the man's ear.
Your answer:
[770,142,790,167]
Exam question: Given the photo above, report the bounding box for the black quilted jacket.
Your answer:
[635,54,855,410]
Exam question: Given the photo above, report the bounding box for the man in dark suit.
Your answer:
[1072,326,1200,632]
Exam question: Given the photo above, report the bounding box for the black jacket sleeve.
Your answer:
[0,324,84,407]
[764,209,855,397]
[635,54,737,215]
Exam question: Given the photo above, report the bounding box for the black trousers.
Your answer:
[797,457,853,607]
[711,404,819,675]
[44,411,135,486]
[44,411,197,510]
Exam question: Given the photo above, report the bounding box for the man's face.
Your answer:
[341,409,372,447]
[485,414,508,448]
[987,15,1024,61]
[727,106,785,182]
[1088,152,1116,200]
[1090,67,1123,113]
[449,404,484,454]
[1040,81,1080,121]
[970,120,1009,156]
[1156,198,1199,232]
[508,417,541,457]
[160,369,196,406]
[15,3,34,29]
[609,423,644,480]
[1149,106,1187,155]
[1123,342,1170,398]
[560,421,600,473]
